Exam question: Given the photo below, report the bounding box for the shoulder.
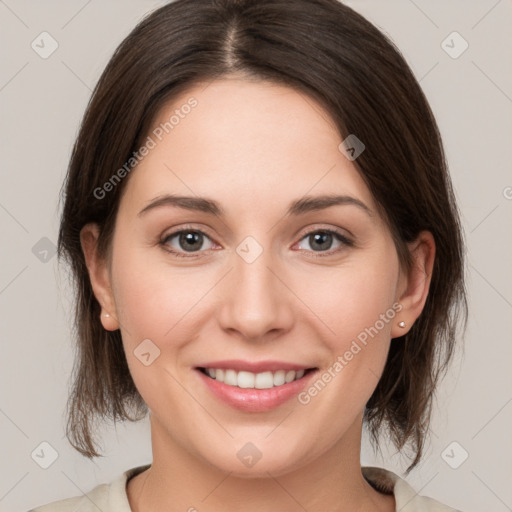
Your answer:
[362,466,463,512]
[29,483,110,512]
[29,464,151,512]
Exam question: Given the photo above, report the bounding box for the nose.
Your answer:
[217,245,294,342]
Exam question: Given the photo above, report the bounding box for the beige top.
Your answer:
[30,464,461,512]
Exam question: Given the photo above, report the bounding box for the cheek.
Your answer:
[297,252,399,345]
[109,249,202,412]
[109,243,218,395]
[110,243,207,342]
[294,250,399,404]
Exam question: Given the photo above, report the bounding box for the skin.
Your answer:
[81,76,435,512]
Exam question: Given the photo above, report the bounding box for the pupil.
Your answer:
[180,232,202,252]
[311,232,332,251]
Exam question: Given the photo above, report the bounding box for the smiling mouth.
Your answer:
[197,367,317,389]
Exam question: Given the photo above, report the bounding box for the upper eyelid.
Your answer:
[297,225,352,240]
[162,225,216,242]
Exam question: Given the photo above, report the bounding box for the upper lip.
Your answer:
[196,359,317,373]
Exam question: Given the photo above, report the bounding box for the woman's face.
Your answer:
[86,77,415,476]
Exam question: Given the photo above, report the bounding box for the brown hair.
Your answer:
[57,0,467,473]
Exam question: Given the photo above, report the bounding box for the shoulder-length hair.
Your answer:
[57,0,467,473]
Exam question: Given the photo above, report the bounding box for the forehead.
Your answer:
[119,78,377,218]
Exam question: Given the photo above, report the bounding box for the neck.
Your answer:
[127,412,395,512]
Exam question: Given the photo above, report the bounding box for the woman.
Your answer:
[31,0,467,510]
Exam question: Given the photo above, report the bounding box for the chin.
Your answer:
[198,441,311,479]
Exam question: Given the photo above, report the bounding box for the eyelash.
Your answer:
[159,225,354,259]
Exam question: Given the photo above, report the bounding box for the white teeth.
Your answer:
[202,367,310,389]
[273,370,286,386]
[285,370,296,383]
[255,371,274,389]
[237,371,255,388]
[224,369,237,386]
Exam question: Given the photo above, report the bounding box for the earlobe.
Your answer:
[80,223,119,331]
[391,231,436,338]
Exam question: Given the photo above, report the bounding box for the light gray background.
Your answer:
[1,0,511,510]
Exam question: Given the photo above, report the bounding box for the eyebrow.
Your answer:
[137,193,373,218]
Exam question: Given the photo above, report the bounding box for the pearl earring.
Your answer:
[105,313,110,318]
[398,321,406,328]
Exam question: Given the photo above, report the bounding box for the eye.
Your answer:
[159,226,354,259]
[160,227,216,258]
[295,228,353,257]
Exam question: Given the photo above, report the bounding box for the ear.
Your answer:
[391,230,435,338]
[80,223,119,331]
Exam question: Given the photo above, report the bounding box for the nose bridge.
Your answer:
[218,237,293,340]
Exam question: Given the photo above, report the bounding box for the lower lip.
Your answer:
[195,368,318,412]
